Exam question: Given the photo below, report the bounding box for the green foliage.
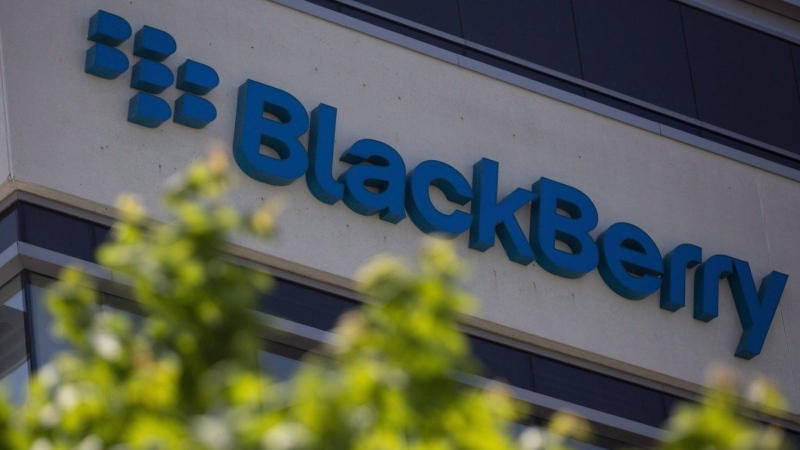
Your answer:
[6,151,276,449]
[281,242,519,450]
[0,151,794,449]
[0,391,11,449]
[660,365,791,450]
[0,151,522,449]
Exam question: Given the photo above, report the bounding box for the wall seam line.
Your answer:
[0,17,13,181]
[755,169,798,415]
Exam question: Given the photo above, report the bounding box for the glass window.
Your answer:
[662,392,681,418]
[792,46,800,97]
[20,203,96,263]
[681,6,800,155]
[785,429,800,448]
[353,0,462,37]
[586,92,700,136]
[699,130,800,172]
[297,0,800,167]
[464,49,585,96]
[459,0,582,78]
[258,278,359,331]
[0,207,19,254]
[259,341,309,383]
[532,355,668,427]
[101,292,146,329]
[339,6,465,55]
[0,276,29,405]
[26,274,73,369]
[469,336,534,390]
[573,0,697,118]
[94,224,111,249]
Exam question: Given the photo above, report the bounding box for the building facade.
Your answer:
[1,0,800,447]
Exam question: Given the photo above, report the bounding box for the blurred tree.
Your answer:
[0,151,519,449]
[660,365,791,450]
[0,151,792,450]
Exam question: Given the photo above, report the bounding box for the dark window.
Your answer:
[20,203,96,262]
[532,355,669,427]
[0,207,19,253]
[94,224,111,249]
[785,429,800,448]
[469,336,534,389]
[792,46,800,100]
[0,276,28,406]
[354,0,462,37]
[25,273,72,369]
[459,0,583,78]
[259,341,308,382]
[465,49,585,96]
[303,0,800,167]
[573,0,696,118]
[258,278,359,330]
[340,6,465,55]
[700,130,800,172]
[662,393,682,417]
[682,6,800,155]
[586,92,700,136]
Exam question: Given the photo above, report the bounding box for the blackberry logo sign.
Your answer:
[84,10,219,129]
[232,79,789,360]
[80,10,790,360]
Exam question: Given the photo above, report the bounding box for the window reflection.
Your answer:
[26,274,71,369]
[258,341,308,383]
[101,292,145,328]
[0,276,29,405]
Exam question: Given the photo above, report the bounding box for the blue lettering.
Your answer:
[660,244,702,311]
[693,254,734,322]
[469,158,536,265]
[406,160,472,238]
[339,139,406,223]
[233,80,309,186]
[728,260,788,359]
[597,223,662,300]
[226,81,791,359]
[530,178,598,279]
[307,104,345,204]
